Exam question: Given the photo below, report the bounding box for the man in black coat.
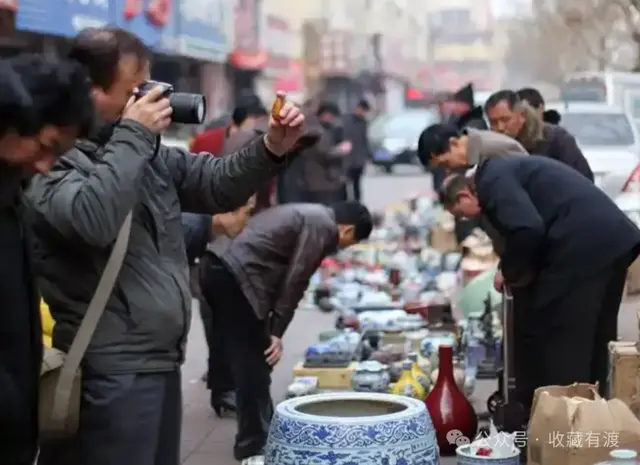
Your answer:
[485,89,593,181]
[0,56,95,465]
[343,99,372,201]
[440,156,640,419]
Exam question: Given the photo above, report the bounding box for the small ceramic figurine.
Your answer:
[408,352,430,393]
[351,361,391,393]
[392,360,426,399]
[286,377,319,398]
[421,332,457,359]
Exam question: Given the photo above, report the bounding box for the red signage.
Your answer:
[230,0,267,70]
[0,0,16,11]
[123,0,172,26]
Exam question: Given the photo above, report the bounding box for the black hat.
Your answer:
[417,123,461,168]
[451,83,475,108]
[456,105,484,129]
[543,109,561,124]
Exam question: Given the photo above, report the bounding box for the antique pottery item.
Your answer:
[456,444,520,465]
[430,363,466,391]
[264,392,439,465]
[391,360,426,400]
[358,309,406,331]
[408,352,430,392]
[351,361,391,393]
[421,332,457,359]
[425,345,478,455]
[304,342,352,368]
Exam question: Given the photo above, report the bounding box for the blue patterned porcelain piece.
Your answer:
[265,392,439,465]
[456,444,520,465]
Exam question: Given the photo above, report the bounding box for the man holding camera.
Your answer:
[27,27,307,465]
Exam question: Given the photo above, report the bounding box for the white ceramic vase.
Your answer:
[265,392,439,465]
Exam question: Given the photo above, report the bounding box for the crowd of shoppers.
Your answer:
[4,21,639,465]
[419,86,640,430]
[0,24,375,465]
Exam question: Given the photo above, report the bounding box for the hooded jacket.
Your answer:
[516,103,594,181]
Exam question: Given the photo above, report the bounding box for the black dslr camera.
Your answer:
[136,80,206,125]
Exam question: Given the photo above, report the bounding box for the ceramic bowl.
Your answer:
[456,444,520,465]
[265,392,439,465]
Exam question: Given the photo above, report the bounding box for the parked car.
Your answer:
[547,101,640,222]
[369,108,439,173]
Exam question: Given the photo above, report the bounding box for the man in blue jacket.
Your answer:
[440,156,640,419]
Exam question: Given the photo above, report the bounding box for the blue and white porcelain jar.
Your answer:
[265,392,439,465]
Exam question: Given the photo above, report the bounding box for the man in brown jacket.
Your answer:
[199,201,372,462]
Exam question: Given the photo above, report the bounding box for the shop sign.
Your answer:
[229,0,266,70]
[111,0,177,51]
[17,0,113,37]
[263,15,292,78]
[175,0,231,61]
[319,30,352,77]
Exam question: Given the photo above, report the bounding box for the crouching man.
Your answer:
[199,201,372,463]
[439,156,640,423]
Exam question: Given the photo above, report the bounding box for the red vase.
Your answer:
[425,345,478,455]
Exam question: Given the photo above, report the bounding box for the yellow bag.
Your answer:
[41,300,54,347]
[528,383,640,465]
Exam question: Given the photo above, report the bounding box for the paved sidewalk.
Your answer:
[180,302,334,465]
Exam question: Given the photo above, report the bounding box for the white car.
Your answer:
[547,102,640,225]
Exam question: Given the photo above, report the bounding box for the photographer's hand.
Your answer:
[122,85,172,133]
[264,91,305,156]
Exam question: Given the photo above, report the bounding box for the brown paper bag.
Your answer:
[528,383,640,465]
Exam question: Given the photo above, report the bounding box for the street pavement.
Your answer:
[179,165,640,464]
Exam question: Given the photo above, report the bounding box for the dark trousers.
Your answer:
[346,167,364,201]
[200,255,274,460]
[38,371,181,465]
[199,296,235,394]
[513,254,630,420]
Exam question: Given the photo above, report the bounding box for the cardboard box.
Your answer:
[292,362,356,390]
[430,225,458,253]
[608,341,640,417]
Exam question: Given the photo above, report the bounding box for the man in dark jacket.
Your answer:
[484,89,593,180]
[221,97,273,213]
[27,27,307,465]
[516,87,561,125]
[0,55,95,465]
[418,123,528,243]
[200,201,372,461]
[182,196,255,414]
[343,99,372,201]
[289,102,351,204]
[440,157,640,420]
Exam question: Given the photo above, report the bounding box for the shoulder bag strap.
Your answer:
[51,212,133,422]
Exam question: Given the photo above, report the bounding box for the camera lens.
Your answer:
[169,93,207,125]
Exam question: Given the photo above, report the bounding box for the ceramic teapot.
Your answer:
[420,332,457,359]
[351,360,391,393]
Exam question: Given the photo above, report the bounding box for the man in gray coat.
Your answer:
[28,27,307,465]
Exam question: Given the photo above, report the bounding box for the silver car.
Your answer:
[547,102,640,224]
